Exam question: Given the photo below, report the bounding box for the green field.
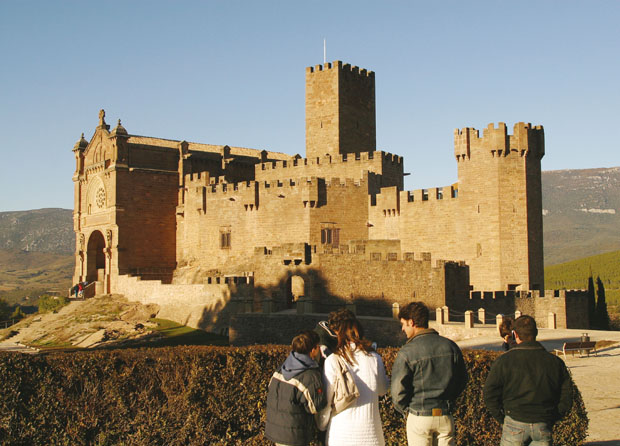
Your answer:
[545,249,620,309]
[150,318,228,346]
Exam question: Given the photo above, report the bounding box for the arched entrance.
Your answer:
[86,230,106,283]
[286,275,305,308]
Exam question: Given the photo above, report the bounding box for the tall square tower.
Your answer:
[305,61,376,159]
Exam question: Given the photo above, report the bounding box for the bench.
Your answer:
[554,341,597,360]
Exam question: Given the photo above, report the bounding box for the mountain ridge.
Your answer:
[0,208,73,254]
[542,166,620,265]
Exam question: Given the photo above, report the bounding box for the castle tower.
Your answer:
[305,61,376,159]
[454,122,545,291]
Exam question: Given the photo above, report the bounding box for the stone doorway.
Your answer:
[86,230,106,284]
[286,275,305,308]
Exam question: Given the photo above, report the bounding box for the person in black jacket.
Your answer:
[265,330,327,446]
[484,315,573,446]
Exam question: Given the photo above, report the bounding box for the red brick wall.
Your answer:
[115,169,178,274]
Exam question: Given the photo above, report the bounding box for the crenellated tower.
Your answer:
[454,122,545,291]
[305,61,376,159]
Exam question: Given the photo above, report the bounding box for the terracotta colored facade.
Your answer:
[71,61,585,328]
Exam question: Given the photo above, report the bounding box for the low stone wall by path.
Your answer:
[115,275,235,333]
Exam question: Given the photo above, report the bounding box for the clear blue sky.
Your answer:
[1,1,618,211]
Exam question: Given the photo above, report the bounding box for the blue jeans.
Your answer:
[501,415,552,446]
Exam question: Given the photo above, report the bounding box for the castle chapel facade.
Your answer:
[72,61,576,329]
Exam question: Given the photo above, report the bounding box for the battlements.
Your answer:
[318,250,452,268]
[254,243,308,259]
[463,288,588,328]
[306,60,375,80]
[184,171,211,186]
[255,150,401,188]
[454,122,545,161]
[257,150,401,172]
[370,185,458,213]
[185,173,370,210]
[469,289,586,300]
[401,185,458,204]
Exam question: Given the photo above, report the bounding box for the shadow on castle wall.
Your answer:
[251,267,409,319]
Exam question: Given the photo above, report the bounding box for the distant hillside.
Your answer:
[542,167,620,265]
[0,208,73,253]
[0,249,73,305]
[545,249,620,307]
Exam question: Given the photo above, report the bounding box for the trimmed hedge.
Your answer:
[0,347,587,445]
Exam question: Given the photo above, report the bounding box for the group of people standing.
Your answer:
[70,281,88,299]
[265,301,573,446]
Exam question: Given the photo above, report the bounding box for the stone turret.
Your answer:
[305,61,376,160]
[454,122,545,291]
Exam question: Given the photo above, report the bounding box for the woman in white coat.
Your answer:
[322,314,389,446]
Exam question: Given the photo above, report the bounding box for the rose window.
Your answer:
[96,187,106,208]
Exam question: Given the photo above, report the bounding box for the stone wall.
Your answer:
[462,289,588,329]
[177,175,377,271]
[115,169,178,275]
[315,252,469,315]
[172,244,468,319]
[115,274,248,333]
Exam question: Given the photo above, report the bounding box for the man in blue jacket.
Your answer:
[391,302,468,446]
[265,330,326,446]
[484,315,572,446]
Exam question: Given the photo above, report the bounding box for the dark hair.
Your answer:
[499,317,514,338]
[291,330,320,355]
[334,318,374,365]
[327,308,356,333]
[514,315,537,341]
[398,302,429,328]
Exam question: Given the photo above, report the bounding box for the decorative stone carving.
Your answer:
[96,187,106,208]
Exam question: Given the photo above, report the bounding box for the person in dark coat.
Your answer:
[484,315,573,446]
[265,330,327,446]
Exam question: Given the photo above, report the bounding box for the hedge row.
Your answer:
[0,346,587,445]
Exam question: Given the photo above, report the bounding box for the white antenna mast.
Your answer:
[323,38,326,64]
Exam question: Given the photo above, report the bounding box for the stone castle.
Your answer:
[71,60,587,331]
